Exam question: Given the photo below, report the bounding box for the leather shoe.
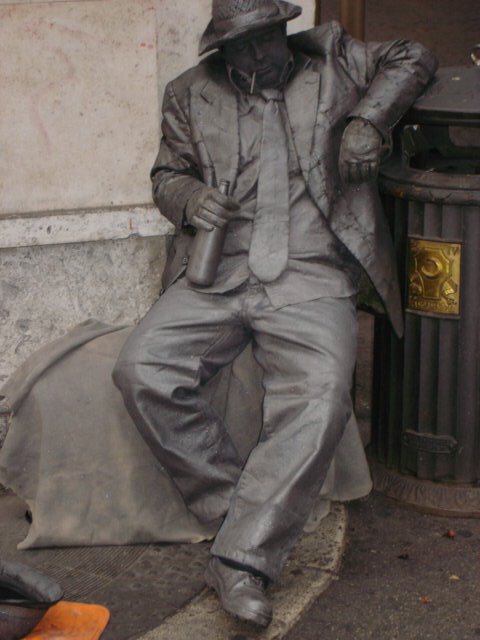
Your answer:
[205,557,272,627]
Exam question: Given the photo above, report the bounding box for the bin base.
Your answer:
[370,459,480,518]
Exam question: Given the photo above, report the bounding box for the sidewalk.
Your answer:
[287,491,480,640]
[3,488,479,640]
[0,488,347,640]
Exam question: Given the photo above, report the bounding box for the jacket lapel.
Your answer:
[284,54,321,184]
[192,71,240,190]
[191,55,320,190]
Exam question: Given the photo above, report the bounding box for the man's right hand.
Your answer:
[338,118,383,184]
[185,186,240,232]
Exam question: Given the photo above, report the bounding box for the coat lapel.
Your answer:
[191,55,320,190]
[192,71,240,191]
[284,54,321,184]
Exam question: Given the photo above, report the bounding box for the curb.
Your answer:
[138,502,347,640]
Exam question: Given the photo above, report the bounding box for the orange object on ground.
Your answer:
[23,601,110,639]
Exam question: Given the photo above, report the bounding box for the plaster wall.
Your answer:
[0,0,315,217]
[0,0,316,383]
[0,0,158,215]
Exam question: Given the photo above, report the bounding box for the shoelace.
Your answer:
[249,574,266,588]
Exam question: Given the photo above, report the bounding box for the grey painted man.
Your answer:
[113,0,437,627]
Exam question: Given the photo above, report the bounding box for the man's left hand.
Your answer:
[338,119,383,184]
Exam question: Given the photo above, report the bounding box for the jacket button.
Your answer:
[182,257,188,265]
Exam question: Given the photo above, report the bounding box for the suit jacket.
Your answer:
[151,21,437,337]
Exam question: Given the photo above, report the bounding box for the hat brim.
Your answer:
[199,1,302,55]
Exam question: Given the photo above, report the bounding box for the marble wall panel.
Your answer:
[0,0,159,216]
[0,0,315,219]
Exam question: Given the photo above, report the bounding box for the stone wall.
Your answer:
[0,0,315,384]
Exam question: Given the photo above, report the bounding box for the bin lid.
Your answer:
[407,65,480,126]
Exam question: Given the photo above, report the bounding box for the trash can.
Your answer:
[370,59,480,516]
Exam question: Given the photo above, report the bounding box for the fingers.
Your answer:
[191,213,216,232]
[365,160,379,181]
[339,159,379,184]
[209,191,240,212]
[348,162,363,183]
[194,205,228,230]
[339,118,383,183]
[194,191,240,230]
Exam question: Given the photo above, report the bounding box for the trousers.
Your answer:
[113,277,357,581]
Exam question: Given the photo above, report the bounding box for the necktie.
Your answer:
[248,89,290,283]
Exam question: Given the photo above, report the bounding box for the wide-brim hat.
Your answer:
[199,0,302,56]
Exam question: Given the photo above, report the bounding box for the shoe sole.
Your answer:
[204,564,272,628]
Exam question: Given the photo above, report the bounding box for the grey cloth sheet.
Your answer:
[0,319,371,549]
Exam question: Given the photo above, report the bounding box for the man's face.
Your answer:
[223,24,290,89]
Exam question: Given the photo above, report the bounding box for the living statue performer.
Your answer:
[113,0,437,627]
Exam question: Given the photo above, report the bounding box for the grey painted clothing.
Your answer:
[114,281,357,580]
[191,80,361,307]
[114,21,437,580]
[151,22,437,337]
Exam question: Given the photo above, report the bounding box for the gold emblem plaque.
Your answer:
[407,238,461,316]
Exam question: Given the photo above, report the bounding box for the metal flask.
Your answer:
[186,180,231,286]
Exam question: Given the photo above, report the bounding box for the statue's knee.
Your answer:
[319,374,352,411]
[112,358,136,393]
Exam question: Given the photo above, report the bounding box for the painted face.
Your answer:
[223,24,290,89]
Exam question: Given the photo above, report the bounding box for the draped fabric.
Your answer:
[0,320,372,549]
